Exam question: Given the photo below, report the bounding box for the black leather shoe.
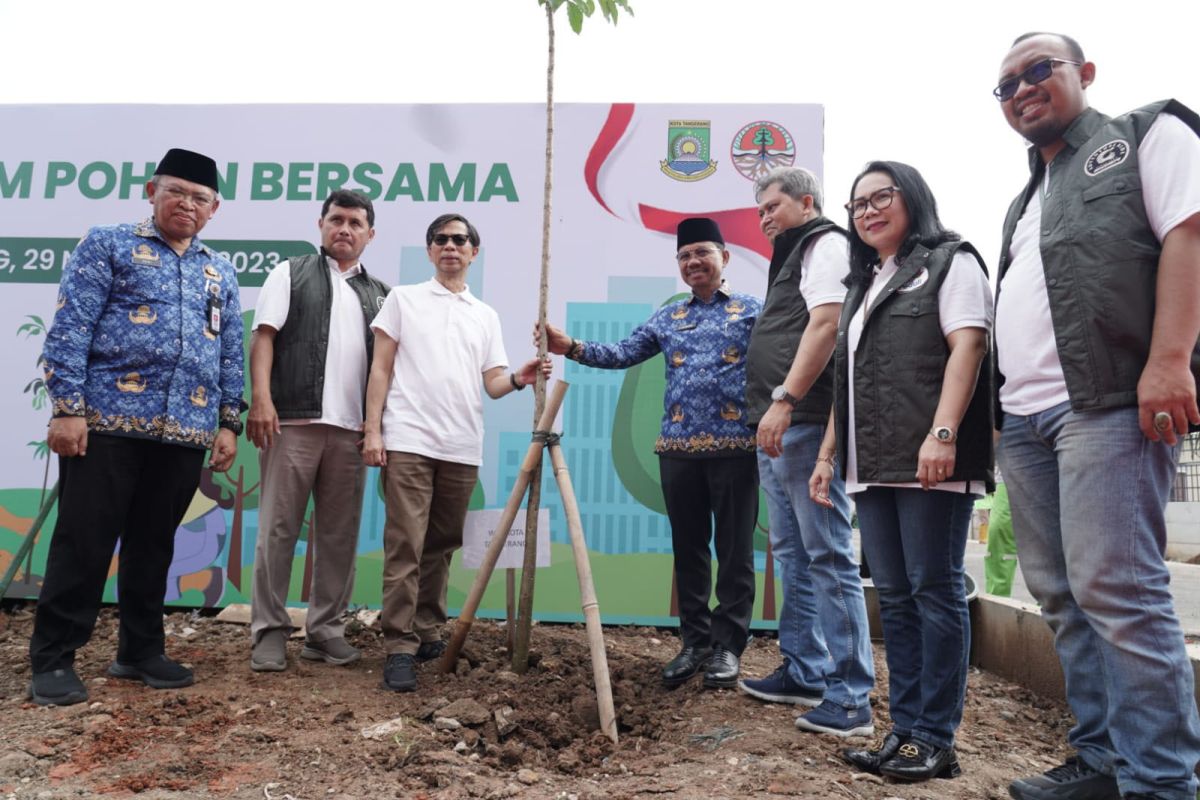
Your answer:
[878,739,961,782]
[842,731,905,775]
[383,654,417,692]
[702,647,739,689]
[661,646,712,688]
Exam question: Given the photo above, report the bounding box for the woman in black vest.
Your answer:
[809,161,993,782]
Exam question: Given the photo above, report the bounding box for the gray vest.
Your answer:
[744,217,844,426]
[835,241,994,486]
[995,100,1200,420]
[270,253,390,420]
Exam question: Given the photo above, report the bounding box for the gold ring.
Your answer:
[1154,411,1172,432]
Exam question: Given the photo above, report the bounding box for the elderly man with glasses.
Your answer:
[30,148,245,706]
[541,218,762,690]
[737,166,875,740]
[992,31,1200,800]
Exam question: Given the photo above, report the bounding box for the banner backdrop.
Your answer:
[0,103,823,627]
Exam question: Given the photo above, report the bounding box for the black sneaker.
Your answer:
[1008,756,1120,800]
[414,639,447,664]
[383,654,417,692]
[107,654,194,689]
[29,667,88,706]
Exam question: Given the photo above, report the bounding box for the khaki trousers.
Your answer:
[380,451,476,655]
[250,424,366,644]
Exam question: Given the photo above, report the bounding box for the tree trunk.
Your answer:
[512,0,556,674]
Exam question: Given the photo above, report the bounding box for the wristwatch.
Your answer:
[771,385,800,407]
[929,426,957,443]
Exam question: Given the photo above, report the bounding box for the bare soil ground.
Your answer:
[0,606,1074,800]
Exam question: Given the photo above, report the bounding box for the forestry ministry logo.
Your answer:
[660,120,718,182]
[731,120,796,181]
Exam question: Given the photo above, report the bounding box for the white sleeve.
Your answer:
[370,287,403,342]
[482,308,509,373]
[798,232,850,310]
[251,260,292,331]
[1139,113,1200,241]
[939,250,994,337]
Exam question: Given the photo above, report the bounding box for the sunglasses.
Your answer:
[432,233,471,246]
[993,57,1080,101]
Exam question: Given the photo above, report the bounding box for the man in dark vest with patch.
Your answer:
[738,166,875,739]
[247,190,389,672]
[993,32,1200,800]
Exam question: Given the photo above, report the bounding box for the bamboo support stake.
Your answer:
[548,443,618,743]
[438,381,568,673]
[0,481,59,599]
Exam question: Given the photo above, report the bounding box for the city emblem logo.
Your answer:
[730,120,796,182]
[131,244,161,266]
[1084,140,1130,176]
[660,120,718,182]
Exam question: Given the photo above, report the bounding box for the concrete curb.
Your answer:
[865,587,1200,705]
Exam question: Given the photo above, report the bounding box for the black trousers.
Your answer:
[659,454,758,655]
[30,433,205,672]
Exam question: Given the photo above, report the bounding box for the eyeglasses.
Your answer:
[845,186,900,219]
[993,57,1080,101]
[159,184,216,209]
[675,246,721,263]
[432,233,471,247]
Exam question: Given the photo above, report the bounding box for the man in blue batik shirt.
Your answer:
[29,148,245,706]
[541,218,761,690]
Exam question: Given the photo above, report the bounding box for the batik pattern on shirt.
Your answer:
[578,288,760,456]
[43,219,245,450]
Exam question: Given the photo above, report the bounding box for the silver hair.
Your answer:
[754,166,823,214]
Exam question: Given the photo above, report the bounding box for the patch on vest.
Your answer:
[1084,140,1129,176]
[896,268,929,293]
[377,296,386,310]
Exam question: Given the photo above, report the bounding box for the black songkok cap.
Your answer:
[676,217,724,250]
[154,148,219,192]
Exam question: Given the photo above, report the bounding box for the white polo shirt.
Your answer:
[252,257,369,432]
[370,279,509,466]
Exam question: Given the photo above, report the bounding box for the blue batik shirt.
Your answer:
[578,286,761,456]
[43,219,245,450]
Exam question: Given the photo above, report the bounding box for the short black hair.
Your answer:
[1011,31,1085,62]
[321,189,374,228]
[426,213,481,247]
[845,160,960,288]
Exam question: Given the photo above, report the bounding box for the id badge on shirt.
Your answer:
[206,294,222,336]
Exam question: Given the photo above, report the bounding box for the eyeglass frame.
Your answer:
[993,57,1081,102]
[674,245,723,263]
[844,186,901,219]
[431,233,472,247]
[156,182,217,209]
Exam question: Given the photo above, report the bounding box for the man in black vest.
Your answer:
[247,190,389,672]
[739,167,875,738]
[993,32,1200,800]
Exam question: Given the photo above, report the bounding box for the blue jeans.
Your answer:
[757,423,874,709]
[854,487,973,749]
[998,401,1200,799]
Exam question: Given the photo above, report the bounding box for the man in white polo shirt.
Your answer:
[247,190,389,672]
[362,213,545,692]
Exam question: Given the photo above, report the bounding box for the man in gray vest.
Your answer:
[247,190,389,672]
[738,167,875,738]
[993,32,1200,800]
